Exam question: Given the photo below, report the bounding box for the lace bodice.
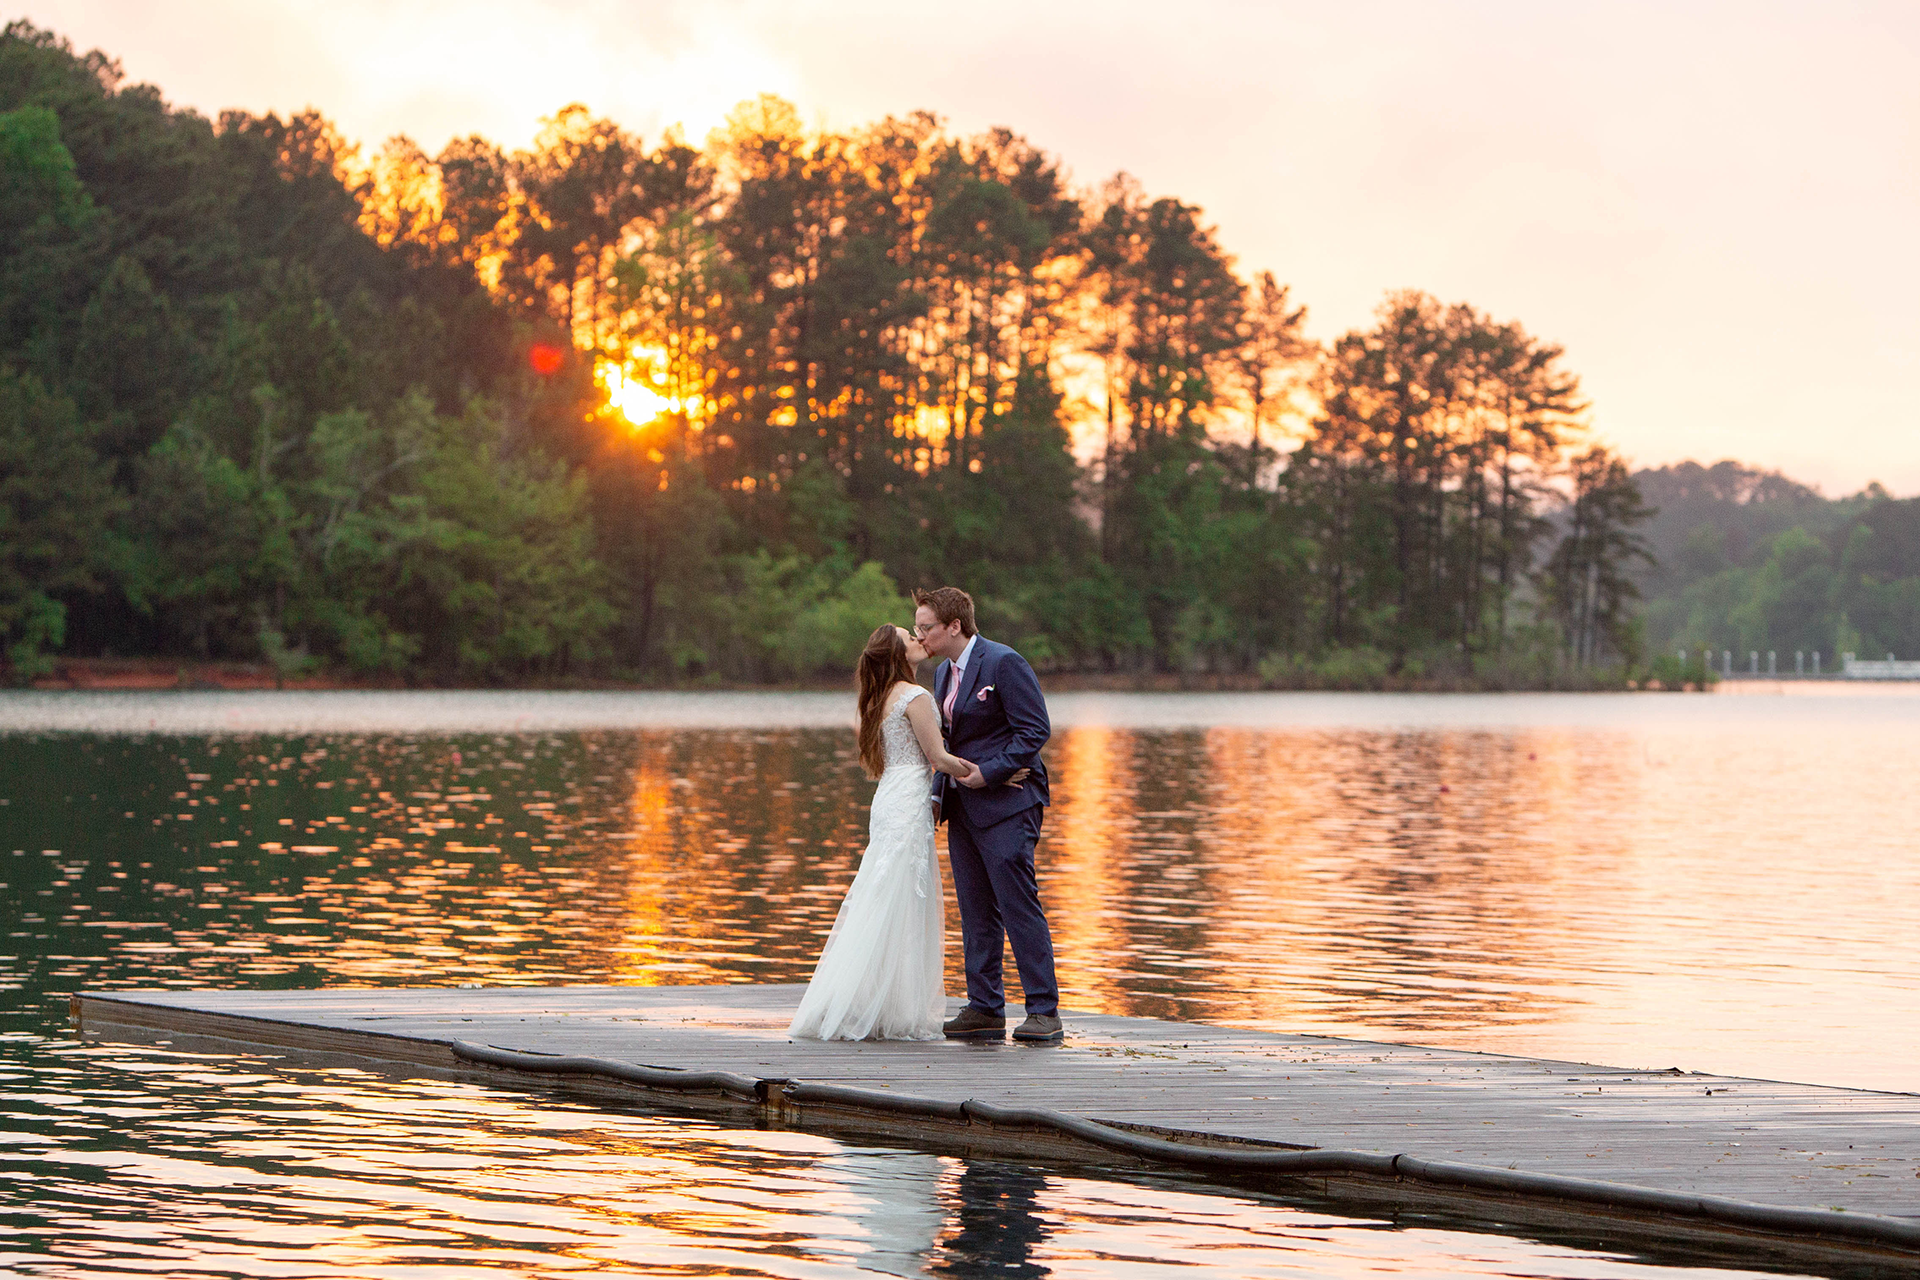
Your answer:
[881,686,931,771]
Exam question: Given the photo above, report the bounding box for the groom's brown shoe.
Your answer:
[1012,1014,1064,1043]
[942,1007,1006,1039]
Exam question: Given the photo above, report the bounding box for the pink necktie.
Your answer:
[943,665,962,721]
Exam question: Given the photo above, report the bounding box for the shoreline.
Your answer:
[24,655,1717,695]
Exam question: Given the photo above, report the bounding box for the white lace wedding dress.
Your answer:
[788,686,945,1041]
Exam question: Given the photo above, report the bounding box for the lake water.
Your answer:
[3,687,1915,1278]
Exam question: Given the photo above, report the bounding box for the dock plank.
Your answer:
[73,983,1920,1225]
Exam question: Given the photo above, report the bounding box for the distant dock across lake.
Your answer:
[1706,652,1920,682]
[72,984,1920,1273]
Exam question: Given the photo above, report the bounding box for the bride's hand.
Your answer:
[1005,767,1031,790]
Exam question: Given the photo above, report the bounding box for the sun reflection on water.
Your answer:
[2,706,1918,1091]
[3,701,1915,1276]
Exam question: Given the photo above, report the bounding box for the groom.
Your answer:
[913,586,1062,1043]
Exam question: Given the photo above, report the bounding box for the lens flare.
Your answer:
[528,343,565,376]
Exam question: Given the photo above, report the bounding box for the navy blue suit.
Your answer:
[932,637,1058,1017]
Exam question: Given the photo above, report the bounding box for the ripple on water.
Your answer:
[3,692,1910,1276]
[2,694,1919,1090]
[0,1035,1820,1279]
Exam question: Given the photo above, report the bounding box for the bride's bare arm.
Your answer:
[900,688,974,780]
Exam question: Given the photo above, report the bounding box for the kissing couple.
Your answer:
[788,586,1062,1043]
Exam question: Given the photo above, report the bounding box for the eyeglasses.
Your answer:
[910,621,951,638]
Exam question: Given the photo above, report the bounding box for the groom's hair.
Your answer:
[913,586,976,637]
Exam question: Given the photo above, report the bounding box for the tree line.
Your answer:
[1,22,1653,687]
[1633,461,1920,672]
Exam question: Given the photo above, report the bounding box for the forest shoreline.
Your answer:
[24,655,1689,695]
[1,22,1654,692]
[7,24,1914,692]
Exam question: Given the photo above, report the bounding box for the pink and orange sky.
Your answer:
[19,0,1920,494]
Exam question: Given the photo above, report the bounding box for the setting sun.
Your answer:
[598,359,682,428]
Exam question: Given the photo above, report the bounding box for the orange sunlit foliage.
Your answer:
[358,137,449,256]
[528,343,566,376]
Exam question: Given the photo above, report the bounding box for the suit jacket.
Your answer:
[930,636,1051,828]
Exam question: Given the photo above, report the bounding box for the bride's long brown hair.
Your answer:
[857,624,916,778]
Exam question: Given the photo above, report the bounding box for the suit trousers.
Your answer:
[945,801,1058,1017]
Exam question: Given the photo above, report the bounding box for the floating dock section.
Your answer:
[72,983,1920,1271]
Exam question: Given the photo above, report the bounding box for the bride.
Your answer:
[788,624,982,1041]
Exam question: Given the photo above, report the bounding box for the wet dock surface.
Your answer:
[72,982,1920,1262]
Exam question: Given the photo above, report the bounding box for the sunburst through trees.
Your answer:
[0,20,1653,686]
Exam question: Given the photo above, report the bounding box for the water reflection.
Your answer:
[2,697,1918,1091]
[0,1036,1821,1279]
[931,1164,1051,1279]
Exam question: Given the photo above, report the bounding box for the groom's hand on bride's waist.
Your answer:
[954,763,1029,791]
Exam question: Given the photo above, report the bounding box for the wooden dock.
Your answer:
[72,983,1920,1270]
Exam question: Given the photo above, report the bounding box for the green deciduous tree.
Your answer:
[0,370,120,677]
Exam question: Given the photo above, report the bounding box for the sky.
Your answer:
[17,0,1920,495]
